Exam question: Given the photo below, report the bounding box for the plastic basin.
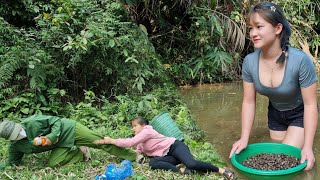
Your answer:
[231,142,307,176]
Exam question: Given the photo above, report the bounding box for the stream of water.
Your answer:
[179,83,319,180]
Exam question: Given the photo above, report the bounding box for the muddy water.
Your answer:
[179,83,319,180]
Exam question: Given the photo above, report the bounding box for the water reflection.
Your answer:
[179,83,319,180]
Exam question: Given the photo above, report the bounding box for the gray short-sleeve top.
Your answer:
[242,47,318,111]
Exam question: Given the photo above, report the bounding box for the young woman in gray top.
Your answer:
[229,2,318,170]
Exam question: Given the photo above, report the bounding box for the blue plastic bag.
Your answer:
[95,174,107,180]
[105,163,117,179]
[95,160,133,180]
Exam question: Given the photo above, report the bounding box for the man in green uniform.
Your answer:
[0,114,136,169]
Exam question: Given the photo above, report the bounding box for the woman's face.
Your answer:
[131,120,145,135]
[248,13,282,49]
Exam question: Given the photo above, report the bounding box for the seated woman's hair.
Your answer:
[131,116,149,125]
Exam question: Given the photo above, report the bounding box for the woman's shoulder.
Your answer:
[288,47,312,65]
[144,125,153,130]
[141,125,157,134]
[143,125,165,137]
[244,49,261,61]
[288,47,310,60]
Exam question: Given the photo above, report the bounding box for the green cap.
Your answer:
[0,120,22,140]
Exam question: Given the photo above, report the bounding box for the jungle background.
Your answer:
[0,0,319,179]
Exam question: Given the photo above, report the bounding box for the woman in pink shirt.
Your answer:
[98,117,236,180]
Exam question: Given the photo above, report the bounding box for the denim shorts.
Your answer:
[268,102,304,131]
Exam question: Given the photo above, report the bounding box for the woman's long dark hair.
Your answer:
[247,2,291,64]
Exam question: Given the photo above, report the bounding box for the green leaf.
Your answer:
[80,30,85,36]
[235,15,240,23]
[126,0,138,6]
[82,38,87,45]
[123,49,128,56]
[86,32,93,38]
[33,6,40,13]
[137,101,144,112]
[63,45,72,51]
[28,64,35,69]
[59,90,66,96]
[108,39,115,47]
[21,108,29,114]
[125,57,138,63]
[39,95,48,106]
[139,24,148,35]
[57,7,63,13]
[106,67,112,75]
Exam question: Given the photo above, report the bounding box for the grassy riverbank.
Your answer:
[0,87,227,180]
[0,139,225,179]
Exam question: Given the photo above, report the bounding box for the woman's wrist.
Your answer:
[303,142,313,150]
[240,132,250,141]
[111,139,116,145]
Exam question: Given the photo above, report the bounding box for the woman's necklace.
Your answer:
[260,58,280,87]
[261,59,279,72]
[260,51,285,87]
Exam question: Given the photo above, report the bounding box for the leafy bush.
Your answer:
[0,0,166,103]
[274,0,319,64]
[121,1,246,85]
[0,88,66,118]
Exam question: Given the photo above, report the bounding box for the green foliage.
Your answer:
[122,1,243,85]
[0,139,224,179]
[187,139,225,167]
[169,47,234,84]
[0,0,51,27]
[274,0,320,55]
[0,88,65,120]
[1,0,319,94]
[34,0,165,94]
[0,0,166,102]
[0,17,63,95]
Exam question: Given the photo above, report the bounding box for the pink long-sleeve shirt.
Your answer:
[114,125,176,157]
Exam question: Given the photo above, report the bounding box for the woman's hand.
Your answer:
[229,138,248,158]
[103,137,114,144]
[94,137,115,144]
[301,147,315,170]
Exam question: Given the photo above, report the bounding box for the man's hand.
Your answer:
[301,147,315,170]
[40,136,52,146]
